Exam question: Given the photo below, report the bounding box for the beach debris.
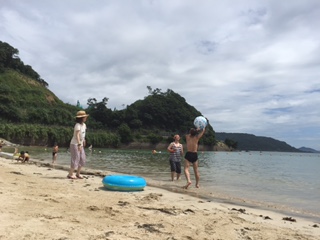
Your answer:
[183,208,195,214]
[45,198,59,203]
[239,228,253,240]
[259,215,272,220]
[141,193,163,201]
[312,224,319,228]
[118,201,129,206]
[104,206,118,216]
[231,208,246,214]
[104,231,115,237]
[10,171,23,175]
[87,205,100,211]
[138,206,178,215]
[36,214,62,220]
[136,223,164,233]
[282,217,296,222]
[33,172,42,175]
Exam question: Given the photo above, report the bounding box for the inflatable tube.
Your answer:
[0,152,14,159]
[102,175,147,191]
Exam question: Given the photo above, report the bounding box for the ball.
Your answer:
[194,116,207,129]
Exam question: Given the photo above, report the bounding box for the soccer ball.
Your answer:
[194,116,207,130]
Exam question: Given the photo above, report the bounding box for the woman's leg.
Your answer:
[68,144,78,179]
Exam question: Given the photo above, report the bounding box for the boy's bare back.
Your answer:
[185,128,205,152]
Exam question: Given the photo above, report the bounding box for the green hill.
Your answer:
[0,40,78,126]
[0,70,78,125]
[70,87,216,146]
[215,132,300,152]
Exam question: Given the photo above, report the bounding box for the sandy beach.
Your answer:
[0,155,319,240]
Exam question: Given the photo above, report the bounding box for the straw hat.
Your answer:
[75,110,89,118]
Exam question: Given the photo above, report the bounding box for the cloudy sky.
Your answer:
[1,0,320,150]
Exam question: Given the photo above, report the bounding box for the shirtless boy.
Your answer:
[183,127,206,189]
[18,151,30,163]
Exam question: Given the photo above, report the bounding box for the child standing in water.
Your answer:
[52,144,59,165]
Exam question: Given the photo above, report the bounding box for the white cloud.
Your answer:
[1,0,320,149]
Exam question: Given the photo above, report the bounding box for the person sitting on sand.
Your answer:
[17,151,25,162]
[183,127,206,189]
[18,151,30,163]
[23,151,30,163]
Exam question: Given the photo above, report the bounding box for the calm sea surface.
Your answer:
[15,147,320,221]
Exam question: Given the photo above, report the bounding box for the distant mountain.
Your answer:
[298,147,320,153]
[215,132,301,152]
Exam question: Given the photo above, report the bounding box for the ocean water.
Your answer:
[10,147,320,221]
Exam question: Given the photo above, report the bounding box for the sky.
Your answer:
[1,0,320,150]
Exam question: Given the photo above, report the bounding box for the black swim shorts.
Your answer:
[185,152,198,163]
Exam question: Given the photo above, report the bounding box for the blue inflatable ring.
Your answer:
[102,175,147,191]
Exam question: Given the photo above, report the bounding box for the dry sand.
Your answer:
[0,155,319,240]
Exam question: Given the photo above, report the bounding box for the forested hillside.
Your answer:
[86,87,215,145]
[0,41,78,126]
[0,41,215,148]
[0,70,78,125]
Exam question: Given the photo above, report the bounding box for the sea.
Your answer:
[5,147,320,222]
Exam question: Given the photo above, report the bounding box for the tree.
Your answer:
[147,133,163,144]
[0,41,19,68]
[86,97,112,126]
[102,97,109,105]
[146,86,163,96]
[224,138,238,149]
[117,123,133,143]
[0,41,48,87]
[87,98,97,108]
[147,86,152,95]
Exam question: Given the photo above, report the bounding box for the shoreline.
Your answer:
[2,151,320,223]
[1,155,320,239]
